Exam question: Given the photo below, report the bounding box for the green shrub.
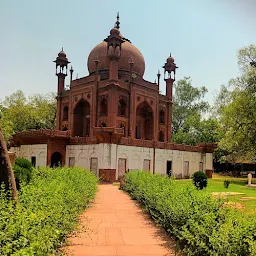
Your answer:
[123,171,256,256]
[224,180,230,188]
[0,167,98,255]
[13,157,33,189]
[192,171,208,190]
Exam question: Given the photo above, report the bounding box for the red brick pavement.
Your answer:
[65,184,179,256]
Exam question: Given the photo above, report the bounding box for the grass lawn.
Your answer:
[176,174,256,216]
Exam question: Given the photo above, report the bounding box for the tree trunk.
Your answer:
[0,126,18,203]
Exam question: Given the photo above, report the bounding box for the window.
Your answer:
[100,98,108,115]
[159,110,165,124]
[118,99,127,116]
[31,156,36,167]
[166,161,172,177]
[63,106,69,121]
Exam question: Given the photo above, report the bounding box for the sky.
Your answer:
[1,0,256,105]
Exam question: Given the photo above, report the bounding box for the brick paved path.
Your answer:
[66,184,178,256]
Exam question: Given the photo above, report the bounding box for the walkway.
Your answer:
[66,184,178,256]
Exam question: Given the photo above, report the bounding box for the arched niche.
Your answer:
[136,101,154,140]
[73,99,90,137]
[159,109,165,124]
[63,106,69,121]
[100,98,108,115]
[118,99,127,116]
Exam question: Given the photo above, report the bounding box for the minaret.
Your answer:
[163,53,178,142]
[54,48,70,94]
[54,48,70,131]
[157,70,161,87]
[69,66,74,87]
[163,53,178,98]
[104,12,125,80]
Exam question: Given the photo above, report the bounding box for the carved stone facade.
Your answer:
[10,15,216,181]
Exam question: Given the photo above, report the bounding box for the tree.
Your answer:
[173,114,221,145]
[218,89,256,160]
[0,90,56,141]
[217,44,256,160]
[0,122,18,203]
[172,77,213,145]
[212,84,232,118]
[172,77,209,135]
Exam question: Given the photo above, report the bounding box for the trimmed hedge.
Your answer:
[123,171,256,256]
[13,157,33,189]
[192,171,208,190]
[0,167,98,256]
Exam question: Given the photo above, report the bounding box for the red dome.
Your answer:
[167,56,174,63]
[87,40,145,77]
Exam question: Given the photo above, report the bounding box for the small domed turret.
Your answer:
[110,27,120,36]
[167,53,174,63]
[57,48,67,59]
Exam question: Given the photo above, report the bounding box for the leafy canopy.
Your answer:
[0,90,56,141]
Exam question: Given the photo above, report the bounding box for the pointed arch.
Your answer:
[63,106,69,121]
[136,101,154,140]
[159,109,165,124]
[100,98,108,115]
[118,99,127,116]
[73,98,90,137]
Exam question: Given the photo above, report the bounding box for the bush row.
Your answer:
[123,171,256,256]
[0,167,98,256]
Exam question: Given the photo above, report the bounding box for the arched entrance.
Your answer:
[51,152,62,168]
[73,99,90,136]
[136,101,154,140]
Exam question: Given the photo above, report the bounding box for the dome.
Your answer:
[167,56,174,63]
[58,50,66,58]
[110,28,120,36]
[87,40,145,77]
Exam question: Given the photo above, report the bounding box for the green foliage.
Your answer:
[192,171,208,190]
[123,171,256,256]
[216,44,256,161]
[0,90,56,141]
[224,180,230,189]
[172,77,221,146]
[172,77,209,135]
[13,158,33,189]
[0,167,97,255]
[173,115,221,145]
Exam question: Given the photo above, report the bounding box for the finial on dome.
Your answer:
[62,47,64,51]
[115,12,120,29]
[167,52,175,63]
